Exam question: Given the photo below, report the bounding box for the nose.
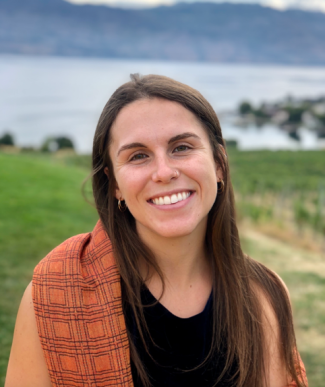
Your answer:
[151,155,179,183]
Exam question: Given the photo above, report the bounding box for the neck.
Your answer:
[137,220,211,292]
[136,220,213,318]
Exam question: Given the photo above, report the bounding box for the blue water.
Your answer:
[1,55,325,152]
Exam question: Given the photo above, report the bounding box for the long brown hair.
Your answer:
[92,74,305,387]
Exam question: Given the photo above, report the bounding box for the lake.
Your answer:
[1,54,325,153]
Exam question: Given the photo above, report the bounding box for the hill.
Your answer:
[1,0,325,64]
[0,151,324,385]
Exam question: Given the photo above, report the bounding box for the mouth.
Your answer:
[148,191,192,206]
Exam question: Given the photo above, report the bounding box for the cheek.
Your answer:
[187,156,217,186]
[116,168,148,204]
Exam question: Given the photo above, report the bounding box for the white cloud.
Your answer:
[66,0,325,12]
[263,0,325,11]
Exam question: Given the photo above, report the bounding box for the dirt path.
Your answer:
[239,224,325,383]
[239,225,325,277]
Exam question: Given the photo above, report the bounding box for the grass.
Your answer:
[241,229,325,386]
[0,153,98,385]
[1,149,324,386]
[227,148,325,194]
[228,149,325,385]
[227,148,325,249]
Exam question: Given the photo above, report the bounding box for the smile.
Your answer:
[149,191,191,205]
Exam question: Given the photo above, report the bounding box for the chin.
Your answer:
[139,218,207,240]
[154,228,194,239]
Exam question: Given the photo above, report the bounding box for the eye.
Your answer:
[130,153,148,161]
[173,145,190,152]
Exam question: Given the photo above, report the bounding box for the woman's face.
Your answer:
[109,98,223,240]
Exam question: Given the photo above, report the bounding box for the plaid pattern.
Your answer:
[32,220,308,387]
[32,220,133,387]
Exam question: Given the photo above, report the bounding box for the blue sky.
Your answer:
[67,0,325,12]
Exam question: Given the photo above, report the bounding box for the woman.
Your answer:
[6,74,308,387]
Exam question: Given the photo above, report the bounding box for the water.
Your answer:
[1,54,325,153]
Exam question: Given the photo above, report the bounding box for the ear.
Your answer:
[216,165,224,183]
[115,187,123,201]
[216,145,226,182]
[104,167,123,200]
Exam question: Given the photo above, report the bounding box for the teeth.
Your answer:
[151,191,191,206]
[171,194,178,204]
[164,196,171,205]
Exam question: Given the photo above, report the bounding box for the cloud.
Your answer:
[66,0,325,12]
[264,0,325,11]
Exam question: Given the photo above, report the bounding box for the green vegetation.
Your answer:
[0,149,324,385]
[41,136,75,152]
[230,149,325,386]
[228,149,325,243]
[0,132,15,146]
[0,153,98,384]
[241,233,325,387]
[285,106,306,124]
[237,96,325,138]
[239,101,253,115]
[228,149,325,193]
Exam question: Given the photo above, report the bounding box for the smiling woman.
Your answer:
[108,98,221,241]
[5,74,308,387]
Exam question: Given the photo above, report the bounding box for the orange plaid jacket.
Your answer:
[32,220,308,387]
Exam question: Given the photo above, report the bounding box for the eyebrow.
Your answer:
[117,132,201,157]
[117,142,146,157]
[168,132,200,144]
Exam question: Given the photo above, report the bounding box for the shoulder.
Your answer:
[34,232,91,274]
[246,255,291,304]
[33,221,113,277]
[248,262,293,386]
[252,267,291,304]
[247,258,292,329]
[251,269,290,334]
[32,222,118,320]
[5,282,52,387]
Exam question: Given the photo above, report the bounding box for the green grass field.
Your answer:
[0,153,98,384]
[227,148,325,245]
[227,148,325,193]
[0,150,324,386]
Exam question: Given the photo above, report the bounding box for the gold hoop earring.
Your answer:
[118,199,127,212]
[218,179,225,193]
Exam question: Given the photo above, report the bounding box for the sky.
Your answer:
[67,0,325,12]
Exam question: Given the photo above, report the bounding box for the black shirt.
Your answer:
[128,286,235,387]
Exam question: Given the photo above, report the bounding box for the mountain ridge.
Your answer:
[1,0,325,64]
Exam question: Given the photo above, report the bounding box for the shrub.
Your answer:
[239,101,253,115]
[0,132,14,146]
[41,136,74,152]
[284,106,306,124]
[293,200,310,228]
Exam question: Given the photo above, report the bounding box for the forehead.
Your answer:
[110,98,207,150]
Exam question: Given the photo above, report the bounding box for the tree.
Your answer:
[41,136,74,152]
[56,137,74,149]
[0,132,14,146]
[284,106,305,124]
[239,101,253,115]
